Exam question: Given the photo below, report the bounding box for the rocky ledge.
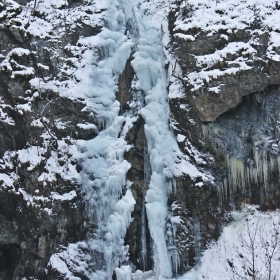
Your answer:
[170,0,280,122]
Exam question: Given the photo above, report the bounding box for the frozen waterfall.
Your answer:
[130,1,184,278]
[51,0,187,279]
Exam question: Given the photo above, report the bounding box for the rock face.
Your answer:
[168,0,280,202]
[1,0,280,279]
[170,1,280,122]
[0,0,99,278]
[166,2,280,272]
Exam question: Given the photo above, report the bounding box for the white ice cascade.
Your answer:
[45,0,205,278]
[131,2,183,279]
[74,0,138,279]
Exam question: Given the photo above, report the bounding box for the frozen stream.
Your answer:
[131,2,184,278]
[49,0,204,279]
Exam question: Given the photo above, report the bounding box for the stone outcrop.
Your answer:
[170,3,280,122]
[0,1,101,278]
[165,1,280,270]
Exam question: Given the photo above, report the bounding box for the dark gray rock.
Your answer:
[172,23,280,122]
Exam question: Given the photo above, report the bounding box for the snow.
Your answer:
[180,208,280,280]
[184,140,207,166]
[54,119,71,130]
[195,42,256,69]
[15,103,32,114]
[116,265,132,280]
[31,118,44,127]
[77,123,98,131]
[267,31,280,61]
[49,256,80,280]
[174,0,280,34]
[17,146,46,171]
[27,17,54,39]
[0,97,15,126]
[0,47,34,79]
[187,63,252,92]
[174,33,195,41]
[0,172,18,189]
[176,159,200,179]
[48,242,107,280]
[37,63,49,70]
[172,0,280,91]
[177,134,186,143]
[51,190,77,201]
[168,77,185,99]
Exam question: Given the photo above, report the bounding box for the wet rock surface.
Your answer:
[124,116,154,272]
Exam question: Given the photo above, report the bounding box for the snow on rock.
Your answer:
[171,0,280,122]
[267,31,280,61]
[48,242,107,280]
[51,190,77,201]
[0,47,34,78]
[77,123,98,131]
[174,0,280,34]
[176,134,186,143]
[17,146,46,171]
[0,97,15,126]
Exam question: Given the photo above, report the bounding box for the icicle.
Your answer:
[227,156,246,192]
[193,217,202,264]
[115,265,132,280]
[168,215,181,276]
[141,198,147,271]
[217,182,225,206]
[168,246,180,277]
[145,172,172,278]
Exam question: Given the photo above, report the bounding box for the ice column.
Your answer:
[76,1,138,278]
[141,199,148,271]
[131,3,182,278]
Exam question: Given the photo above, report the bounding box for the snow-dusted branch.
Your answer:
[231,216,280,280]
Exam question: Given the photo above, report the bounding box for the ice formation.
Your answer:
[202,87,280,200]
[131,2,183,278]
[44,0,191,278]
